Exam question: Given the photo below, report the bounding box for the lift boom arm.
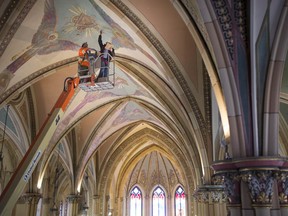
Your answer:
[0,77,79,216]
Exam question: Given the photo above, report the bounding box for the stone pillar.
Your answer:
[106,195,110,216]
[21,193,42,216]
[114,197,120,216]
[66,194,81,216]
[50,201,59,216]
[212,171,241,216]
[241,170,275,216]
[116,196,124,216]
[41,197,51,216]
[166,194,171,216]
[92,195,100,216]
[144,194,150,216]
[193,185,228,216]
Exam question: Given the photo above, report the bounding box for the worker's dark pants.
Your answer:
[99,59,109,77]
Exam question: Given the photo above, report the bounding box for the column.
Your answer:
[117,197,123,216]
[41,197,51,216]
[212,171,241,216]
[193,185,228,216]
[66,194,81,216]
[166,194,171,216]
[241,169,275,216]
[50,201,58,216]
[114,196,121,216]
[144,194,150,216]
[92,195,100,216]
[21,193,42,216]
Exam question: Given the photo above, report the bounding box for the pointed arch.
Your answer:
[129,185,143,216]
[174,185,186,216]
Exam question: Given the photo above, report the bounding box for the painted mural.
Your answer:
[50,65,167,147]
[83,100,168,163]
[0,0,163,94]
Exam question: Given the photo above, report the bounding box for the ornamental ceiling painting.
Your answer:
[0,0,164,92]
[0,0,183,158]
[0,0,208,208]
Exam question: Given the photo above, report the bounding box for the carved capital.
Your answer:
[193,185,227,203]
[212,171,241,204]
[20,193,42,204]
[276,170,288,204]
[66,194,81,203]
[241,170,275,205]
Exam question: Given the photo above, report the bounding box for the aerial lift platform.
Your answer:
[0,49,115,215]
[78,48,115,92]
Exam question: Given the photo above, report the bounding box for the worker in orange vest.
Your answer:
[78,42,90,75]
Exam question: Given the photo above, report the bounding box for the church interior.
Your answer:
[0,0,288,216]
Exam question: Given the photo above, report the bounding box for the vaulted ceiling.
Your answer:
[0,0,288,209]
[0,0,212,199]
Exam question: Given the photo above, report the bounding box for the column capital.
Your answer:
[193,185,227,203]
[276,170,288,204]
[240,169,275,205]
[212,170,241,204]
[20,192,42,204]
[66,194,81,203]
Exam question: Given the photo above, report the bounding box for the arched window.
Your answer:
[130,186,142,216]
[152,186,165,216]
[175,186,186,216]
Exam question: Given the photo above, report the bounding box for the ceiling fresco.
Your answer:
[1,1,205,200]
[0,0,187,165]
[46,65,176,147]
[0,0,165,92]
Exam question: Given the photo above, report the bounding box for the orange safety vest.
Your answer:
[78,47,90,67]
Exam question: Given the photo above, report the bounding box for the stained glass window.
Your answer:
[175,186,186,216]
[152,186,165,216]
[130,186,142,216]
